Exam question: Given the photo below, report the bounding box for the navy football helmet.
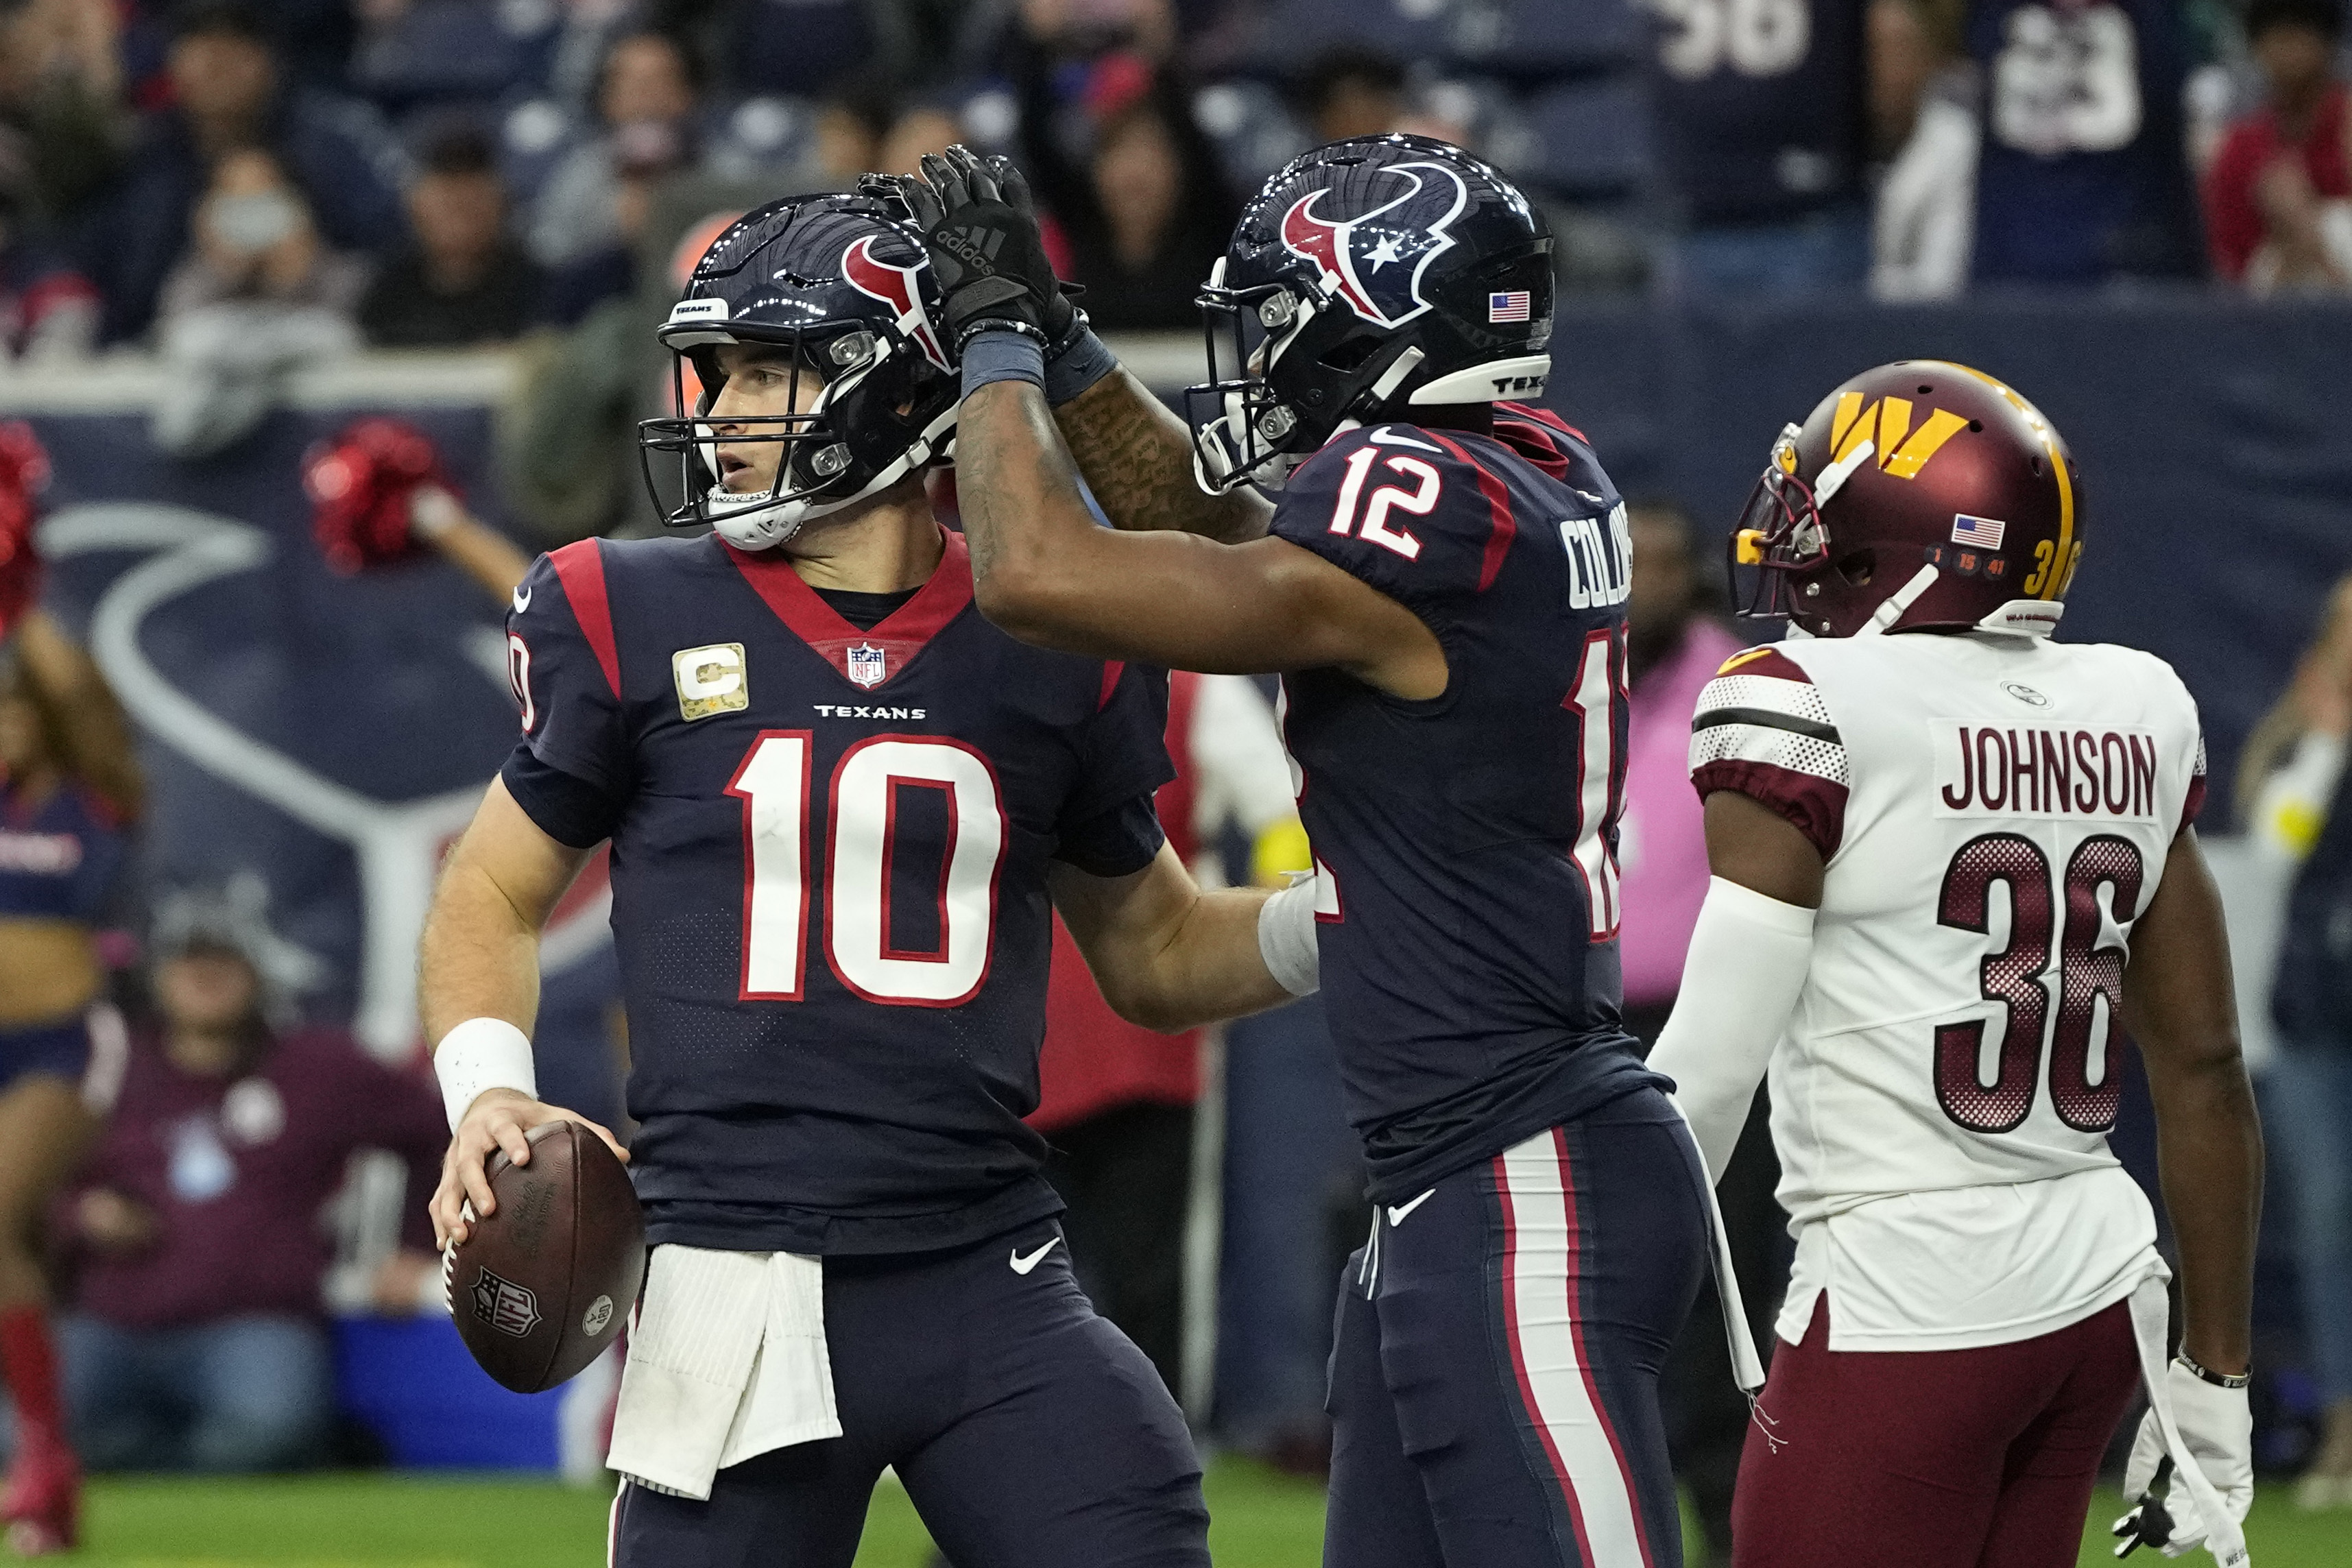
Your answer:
[638,189,959,550]
[1188,134,1554,493]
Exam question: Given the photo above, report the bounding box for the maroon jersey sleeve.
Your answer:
[1268,424,1524,627]
[1688,645,1851,861]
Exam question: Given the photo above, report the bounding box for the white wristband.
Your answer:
[1257,876,1321,998]
[433,1017,538,1131]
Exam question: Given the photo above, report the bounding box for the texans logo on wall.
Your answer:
[1279,161,1470,329]
[24,396,619,1115]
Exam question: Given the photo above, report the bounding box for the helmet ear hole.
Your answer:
[1836,549,1876,588]
[1319,335,1382,374]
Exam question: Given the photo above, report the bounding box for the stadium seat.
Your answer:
[724,0,874,99]
[704,96,822,182]
[1191,80,1312,197]
[1251,0,1642,81]
[1476,0,1646,77]
[350,0,559,116]
[1250,0,1450,72]
[1526,77,1654,200]
[496,97,583,209]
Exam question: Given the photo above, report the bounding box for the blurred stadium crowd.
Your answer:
[0,0,2348,1560]
[0,0,2344,372]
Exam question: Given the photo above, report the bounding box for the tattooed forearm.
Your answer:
[1053,369,1274,544]
[957,381,1089,588]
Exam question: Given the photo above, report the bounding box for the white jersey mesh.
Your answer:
[1690,721,1849,785]
[1694,671,1838,726]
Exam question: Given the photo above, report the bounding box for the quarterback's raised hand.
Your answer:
[432,1088,627,1251]
[902,146,1071,346]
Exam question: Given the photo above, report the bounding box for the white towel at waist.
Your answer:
[605,1244,840,1500]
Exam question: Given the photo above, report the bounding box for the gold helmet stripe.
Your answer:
[1931,361,2073,601]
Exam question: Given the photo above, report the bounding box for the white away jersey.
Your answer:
[1690,631,2206,1348]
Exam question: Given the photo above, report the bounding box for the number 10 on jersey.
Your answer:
[728,731,1007,1006]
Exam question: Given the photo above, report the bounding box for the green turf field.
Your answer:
[64,1464,2351,1565]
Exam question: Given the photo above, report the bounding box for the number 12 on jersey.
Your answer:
[728,731,1008,1007]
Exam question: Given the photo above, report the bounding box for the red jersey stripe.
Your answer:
[1424,431,1517,592]
[549,539,621,699]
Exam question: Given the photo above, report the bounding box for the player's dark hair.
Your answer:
[2245,0,2343,42]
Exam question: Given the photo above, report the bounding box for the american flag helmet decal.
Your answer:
[1488,290,1531,323]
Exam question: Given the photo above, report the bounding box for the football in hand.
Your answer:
[447,1119,645,1394]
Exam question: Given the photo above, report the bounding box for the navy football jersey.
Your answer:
[1647,0,1866,224]
[502,529,1173,1255]
[1271,408,1665,1203]
[1970,0,2203,282]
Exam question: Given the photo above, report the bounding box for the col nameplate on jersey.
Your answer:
[673,642,748,722]
[1931,719,2161,821]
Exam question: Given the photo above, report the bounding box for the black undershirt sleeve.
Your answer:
[501,747,627,849]
[1051,790,1168,879]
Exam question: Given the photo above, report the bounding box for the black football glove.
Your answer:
[903,145,1073,346]
[2111,1457,2175,1558]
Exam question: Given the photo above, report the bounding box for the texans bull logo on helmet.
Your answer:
[842,234,951,372]
[1279,161,1470,330]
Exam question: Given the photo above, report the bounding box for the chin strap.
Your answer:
[1858,563,1941,636]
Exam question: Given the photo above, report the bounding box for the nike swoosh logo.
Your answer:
[1009,1238,1060,1275]
[1369,426,1443,453]
[512,586,531,614]
[1386,1190,1437,1227]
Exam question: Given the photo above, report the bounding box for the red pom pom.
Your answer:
[304,417,460,575]
[0,420,50,640]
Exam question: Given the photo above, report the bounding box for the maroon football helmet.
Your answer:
[1730,360,2083,639]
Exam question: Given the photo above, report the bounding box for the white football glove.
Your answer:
[2112,1363,2251,1565]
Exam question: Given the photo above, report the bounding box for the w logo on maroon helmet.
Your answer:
[1280,162,1470,330]
[843,234,950,370]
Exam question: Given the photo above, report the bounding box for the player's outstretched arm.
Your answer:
[2122,828,2261,1377]
[1049,844,1304,1033]
[410,486,535,606]
[1051,368,1274,544]
[420,778,625,1248]
[958,381,1445,695]
[901,147,1438,692]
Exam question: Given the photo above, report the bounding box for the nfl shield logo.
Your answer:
[847,644,887,688]
[470,1268,541,1339]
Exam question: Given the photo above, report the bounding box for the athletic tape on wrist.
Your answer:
[960,328,1047,398]
[433,1017,538,1131]
[1257,878,1321,997]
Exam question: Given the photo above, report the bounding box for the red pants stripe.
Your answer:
[1731,1294,2141,1568]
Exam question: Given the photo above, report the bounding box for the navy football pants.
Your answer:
[1323,1089,1710,1568]
[612,1224,1207,1568]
